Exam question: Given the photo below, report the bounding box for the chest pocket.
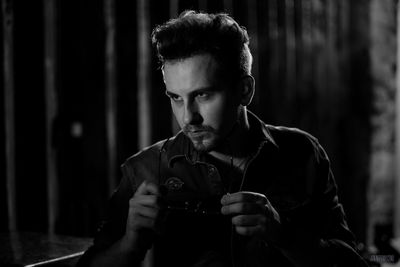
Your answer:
[161,152,228,197]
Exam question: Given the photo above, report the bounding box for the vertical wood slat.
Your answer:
[293,0,302,91]
[285,0,296,110]
[395,0,400,239]
[104,0,118,196]
[277,0,287,123]
[247,0,259,106]
[137,0,152,150]
[309,0,318,100]
[311,0,324,116]
[301,0,313,95]
[137,0,153,266]
[293,0,305,127]
[169,0,180,135]
[44,0,58,234]
[325,0,337,97]
[267,0,279,123]
[325,0,343,129]
[2,0,16,232]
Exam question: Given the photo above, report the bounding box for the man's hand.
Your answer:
[124,181,164,252]
[221,192,282,241]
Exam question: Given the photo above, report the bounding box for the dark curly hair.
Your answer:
[151,10,253,79]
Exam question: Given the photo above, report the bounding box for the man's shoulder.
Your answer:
[122,134,182,167]
[262,124,332,169]
[124,138,170,163]
[119,135,181,182]
[249,112,320,150]
[262,124,322,156]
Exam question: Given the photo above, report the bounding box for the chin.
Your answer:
[191,140,213,152]
[190,135,221,153]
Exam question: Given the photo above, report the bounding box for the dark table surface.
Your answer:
[0,232,92,267]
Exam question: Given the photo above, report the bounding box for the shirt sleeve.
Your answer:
[315,143,368,266]
[279,140,368,267]
[76,164,139,266]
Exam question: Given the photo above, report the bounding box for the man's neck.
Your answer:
[208,108,252,164]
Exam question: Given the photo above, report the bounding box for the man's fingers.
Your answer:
[235,225,264,236]
[134,216,157,229]
[219,192,281,239]
[231,214,266,226]
[132,204,160,219]
[221,202,265,215]
[130,195,160,207]
[135,181,148,195]
[221,191,267,205]
[135,181,160,196]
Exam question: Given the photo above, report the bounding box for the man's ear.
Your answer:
[238,75,255,106]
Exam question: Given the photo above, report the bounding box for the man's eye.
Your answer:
[169,95,182,102]
[196,92,210,99]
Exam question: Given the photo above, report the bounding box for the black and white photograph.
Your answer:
[1,0,400,266]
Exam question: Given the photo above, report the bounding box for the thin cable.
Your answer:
[158,138,170,186]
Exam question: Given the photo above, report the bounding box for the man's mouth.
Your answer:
[183,125,214,140]
[186,130,206,139]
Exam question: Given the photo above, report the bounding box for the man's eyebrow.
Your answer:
[165,90,176,97]
[194,86,219,93]
[165,86,219,97]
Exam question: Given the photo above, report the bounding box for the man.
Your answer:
[78,10,368,267]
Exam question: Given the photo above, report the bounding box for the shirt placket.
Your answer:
[195,161,226,196]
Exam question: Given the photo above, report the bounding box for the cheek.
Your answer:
[207,105,224,124]
[171,103,181,123]
[171,103,188,130]
[200,98,236,128]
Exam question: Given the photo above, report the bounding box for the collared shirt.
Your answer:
[78,112,367,267]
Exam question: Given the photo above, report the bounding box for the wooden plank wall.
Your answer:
[2,0,16,232]
[1,0,382,248]
[3,0,48,233]
[104,0,118,196]
[43,0,58,235]
[397,0,400,240]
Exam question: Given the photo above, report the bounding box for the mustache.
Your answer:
[182,125,214,133]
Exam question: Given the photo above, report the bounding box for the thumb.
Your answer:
[135,181,160,196]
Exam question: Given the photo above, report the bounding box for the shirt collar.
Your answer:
[164,111,278,167]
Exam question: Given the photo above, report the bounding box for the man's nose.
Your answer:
[183,102,201,125]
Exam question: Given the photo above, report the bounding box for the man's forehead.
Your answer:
[163,54,219,80]
[163,54,218,68]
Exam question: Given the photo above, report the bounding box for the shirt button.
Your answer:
[208,166,216,173]
[212,182,224,194]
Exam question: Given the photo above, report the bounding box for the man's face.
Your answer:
[163,54,240,152]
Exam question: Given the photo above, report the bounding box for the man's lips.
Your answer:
[186,130,206,138]
[183,126,214,139]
